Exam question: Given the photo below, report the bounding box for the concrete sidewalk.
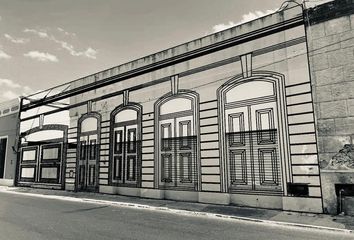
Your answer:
[1,186,353,234]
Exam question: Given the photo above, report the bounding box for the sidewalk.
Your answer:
[1,186,353,234]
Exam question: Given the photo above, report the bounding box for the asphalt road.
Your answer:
[0,191,352,240]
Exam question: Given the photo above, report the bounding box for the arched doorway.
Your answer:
[110,104,142,187]
[218,72,289,195]
[77,113,100,192]
[155,91,200,191]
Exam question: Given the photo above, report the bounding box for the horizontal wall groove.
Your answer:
[199,107,218,112]
[200,99,217,105]
[200,123,219,128]
[287,101,313,107]
[289,142,317,146]
[285,81,311,88]
[286,91,312,98]
[287,111,314,117]
[288,121,314,126]
[289,131,316,136]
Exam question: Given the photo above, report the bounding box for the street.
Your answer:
[0,191,352,240]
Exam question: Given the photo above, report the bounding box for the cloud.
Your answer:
[24,28,97,59]
[57,27,76,37]
[0,78,22,88]
[23,28,49,38]
[24,51,58,62]
[4,34,29,44]
[54,39,97,59]
[0,49,11,59]
[212,21,238,33]
[0,78,34,101]
[211,9,276,33]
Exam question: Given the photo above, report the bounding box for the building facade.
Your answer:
[15,1,354,214]
[0,98,20,186]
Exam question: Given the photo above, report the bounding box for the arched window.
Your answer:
[218,73,289,195]
[77,113,100,192]
[154,91,200,191]
[110,104,142,187]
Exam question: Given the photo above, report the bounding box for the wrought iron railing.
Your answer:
[160,136,198,190]
[226,129,283,194]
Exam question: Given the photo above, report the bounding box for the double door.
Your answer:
[20,143,62,184]
[78,133,98,191]
[112,124,139,186]
[226,101,282,193]
[159,115,196,189]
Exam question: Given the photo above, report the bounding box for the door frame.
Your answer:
[109,103,142,187]
[154,90,201,191]
[76,112,101,192]
[217,71,291,194]
[0,135,8,179]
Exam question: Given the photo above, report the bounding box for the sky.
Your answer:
[0,0,291,102]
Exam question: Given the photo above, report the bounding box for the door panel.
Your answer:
[78,136,87,190]
[39,143,62,183]
[87,134,98,189]
[176,116,195,188]
[113,127,124,182]
[20,146,38,182]
[251,102,281,191]
[159,119,174,188]
[125,124,138,184]
[226,107,253,190]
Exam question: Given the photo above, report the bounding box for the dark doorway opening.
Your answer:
[0,138,7,178]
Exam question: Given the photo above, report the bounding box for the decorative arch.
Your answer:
[109,103,142,187]
[76,112,101,192]
[154,90,201,191]
[217,71,290,194]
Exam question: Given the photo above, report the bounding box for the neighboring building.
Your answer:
[0,98,20,186]
[307,0,354,215]
[15,1,354,214]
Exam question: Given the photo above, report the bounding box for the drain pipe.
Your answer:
[339,189,345,215]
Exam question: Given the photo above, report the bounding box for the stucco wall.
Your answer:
[0,112,19,181]
[59,6,324,212]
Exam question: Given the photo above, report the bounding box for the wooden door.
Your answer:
[112,123,139,185]
[78,133,98,191]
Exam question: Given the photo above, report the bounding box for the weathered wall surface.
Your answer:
[307,1,354,214]
[309,10,354,166]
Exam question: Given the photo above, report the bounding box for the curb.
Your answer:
[1,187,352,235]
